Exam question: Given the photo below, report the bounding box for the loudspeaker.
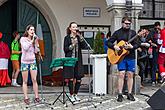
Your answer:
[147,85,165,110]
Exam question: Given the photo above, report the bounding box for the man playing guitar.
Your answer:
[106,16,142,102]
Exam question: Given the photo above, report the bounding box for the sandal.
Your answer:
[24,98,30,105]
[34,98,40,103]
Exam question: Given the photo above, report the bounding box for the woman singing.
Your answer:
[20,25,40,105]
[63,22,87,102]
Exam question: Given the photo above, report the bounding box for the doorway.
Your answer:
[0,0,52,82]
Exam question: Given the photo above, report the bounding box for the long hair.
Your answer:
[66,22,77,35]
[23,24,34,37]
[106,31,111,39]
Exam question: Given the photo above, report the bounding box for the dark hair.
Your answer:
[66,22,77,35]
[121,16,132,23]
[13,31,19,38]
[154,22,160,27]
[23,24,35,37]
[138,29,142,33]
[101,32,105,38]
[106,31,111,38]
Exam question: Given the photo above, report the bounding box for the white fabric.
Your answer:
[141,43,150,47]
[0,58,8,69]
[157,39,163,45]
[161,72,165,77]
[159,45,165,53]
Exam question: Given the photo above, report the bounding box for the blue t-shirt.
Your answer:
[103,38,108,54]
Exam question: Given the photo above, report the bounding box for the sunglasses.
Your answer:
[124,22,131,25]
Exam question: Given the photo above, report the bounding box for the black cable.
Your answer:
[140,92,151,98]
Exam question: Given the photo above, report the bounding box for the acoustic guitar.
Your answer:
[108,30,146,64]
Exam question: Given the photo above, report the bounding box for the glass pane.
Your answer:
[155,0,165,2]
[155,2,165,18]
[139,1,153,18]
[82,31,94,49]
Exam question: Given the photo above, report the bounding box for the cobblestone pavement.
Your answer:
[0,85,160,110]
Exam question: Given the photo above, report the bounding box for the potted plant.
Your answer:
[93,31,105,54]
[90,30,107,95]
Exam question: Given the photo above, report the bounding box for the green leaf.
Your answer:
[93,31,104,54]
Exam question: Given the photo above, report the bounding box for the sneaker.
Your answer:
[24,98,30,105]
[12,83,21,87]
[152,82,156,87]
[69,95,75,102]
[161,77,165,83]
[74,95,81,101]
[127,93,135,101]
[161,77,165,86]
[117,94,124,102]
[34,98,40,103]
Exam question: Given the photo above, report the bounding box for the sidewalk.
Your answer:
[0,84,160,110]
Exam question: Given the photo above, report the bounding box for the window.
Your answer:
[78,25,110,50]
[77,25,110,66]
[139,0,165,19]
[155,1,165,18]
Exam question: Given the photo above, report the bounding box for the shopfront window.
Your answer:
[139,0,165,19]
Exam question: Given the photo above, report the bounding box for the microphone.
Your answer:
[33,33,38,39]
[75,30,93,52]
[76,30,83,40]
[76,29,80,33]
[32,33,40,48]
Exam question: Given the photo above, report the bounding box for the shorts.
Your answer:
[21,62,37,71]
[12,60,20,70]
[117,58,135,73]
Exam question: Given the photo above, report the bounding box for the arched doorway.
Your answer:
[0,0,52,81]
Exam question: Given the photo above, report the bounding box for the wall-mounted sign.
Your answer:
[84,31,93,38]
[83,7,100,17]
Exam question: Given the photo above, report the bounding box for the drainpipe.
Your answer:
[125,0,132,17]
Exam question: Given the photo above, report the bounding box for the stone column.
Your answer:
[107,6,126,75]
[131,3,143,94]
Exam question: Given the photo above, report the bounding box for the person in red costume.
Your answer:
[0,32,11,86]
[157,22,165,84]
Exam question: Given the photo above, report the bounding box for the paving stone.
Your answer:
[0,85,160,110]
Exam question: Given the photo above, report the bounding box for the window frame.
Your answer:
[139,0,165,20]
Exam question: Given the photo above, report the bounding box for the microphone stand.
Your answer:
[79,34,101,108]
[26,37,53,109]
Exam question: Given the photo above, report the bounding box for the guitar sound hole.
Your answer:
[118,50,123,56]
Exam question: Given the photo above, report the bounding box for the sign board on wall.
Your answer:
[83,7,100,17]
[84,31,93,38]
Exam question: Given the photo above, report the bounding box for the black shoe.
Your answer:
[117,94,124,102]
[127,93,135,101]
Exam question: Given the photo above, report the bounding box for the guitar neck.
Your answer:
[127,34,138,43]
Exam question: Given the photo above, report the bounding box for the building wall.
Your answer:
[31,0,164,59]
[1,0,163,59]
[45,0,111,57]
